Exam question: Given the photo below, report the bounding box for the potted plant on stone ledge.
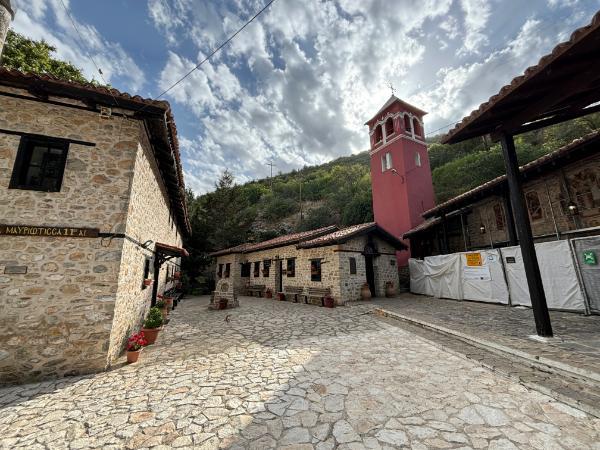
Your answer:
[126,331,147,363]
[142,307,164,345]
[143,278,153,287]
[156,299,169,321]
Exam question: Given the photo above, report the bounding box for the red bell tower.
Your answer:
[365,96,435,266]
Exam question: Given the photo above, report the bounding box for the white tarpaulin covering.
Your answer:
[410,240,586,311]
[501,241,586,311]
[460,250,509,304]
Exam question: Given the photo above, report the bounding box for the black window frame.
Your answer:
[286,258,296,277]
[263,259,271,277]
[241,262,251,277]
[9,135,70,192]
[310,259,322,282]
[254,261,260,278]
[349,257,357,275]
[224,263,231,278]
[217,263,223,278]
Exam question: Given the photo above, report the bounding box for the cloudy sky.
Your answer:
[10,0,600,193]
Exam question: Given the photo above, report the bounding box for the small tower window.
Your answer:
[415,152,421,167]
[404,115,412,133]
[413,119,421,137]
[384,117,394,137]
[381,152,393,172]
[374,124,383,143]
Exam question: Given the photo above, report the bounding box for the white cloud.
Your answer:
[458,0,491,55]
[11,0,145,91]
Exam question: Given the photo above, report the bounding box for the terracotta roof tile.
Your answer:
[299,222,377,247]
[0,68,191,234]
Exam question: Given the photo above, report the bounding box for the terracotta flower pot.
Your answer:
[143,279,153,287]
[360,283,372,301]
[324,296,335,308]
[164,297,174,310]
[265,291,273,299]
[159,307,169,321]
[127,349,142,363]
[385,283,395,298]
[141,327,162,345]
[277,292,285,301]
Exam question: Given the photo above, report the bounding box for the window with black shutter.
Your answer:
[10,136,70,192]
[225,263,231,278]
[217,264,223,278]
[241,262,251,277]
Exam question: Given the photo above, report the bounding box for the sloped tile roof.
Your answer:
[442,11,600,144]
[209,225,338,257]
[298,222,408,250]
[403,217,442,238]
[423,130,600,219]
[0,68,191,234]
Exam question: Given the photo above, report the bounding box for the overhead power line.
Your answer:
[145,0,278,107]
[59,0,119,106]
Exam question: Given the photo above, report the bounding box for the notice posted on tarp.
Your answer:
[464,266,491,280]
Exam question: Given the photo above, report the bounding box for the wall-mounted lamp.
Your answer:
[391,169,405,184]
[141,240,154,249]
[567,201,579,216]
[479,223,486,234]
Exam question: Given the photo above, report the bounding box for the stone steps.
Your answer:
[374,309,600,419]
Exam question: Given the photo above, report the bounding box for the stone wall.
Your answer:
[108,119,184,365]
[0,89,136,382]
[217,244,342,304]
[215,235,402,305]
[0,88,186,382]
[337,236,400,301]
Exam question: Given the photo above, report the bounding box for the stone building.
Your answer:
[0,68,190,383]
[404,131,600,256]
[211,223,406,304]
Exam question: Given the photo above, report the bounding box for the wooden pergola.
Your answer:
[441,11,600,337]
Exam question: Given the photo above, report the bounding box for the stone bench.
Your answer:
[246,284,266,297]
[307,287,331,306]
[283,286,304,303]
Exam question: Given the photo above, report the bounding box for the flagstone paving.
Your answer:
[1,296,599,449]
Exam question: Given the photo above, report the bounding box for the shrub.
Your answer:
[156,299,166,309]
[144,307,164,329]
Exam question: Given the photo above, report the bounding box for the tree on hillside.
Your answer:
[2,30,93,84]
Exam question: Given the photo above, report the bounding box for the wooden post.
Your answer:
[460,213,469,251]
[441,215,449,254]
[503,192,518,246]
[499,132,553,337]
[151,255,160,308]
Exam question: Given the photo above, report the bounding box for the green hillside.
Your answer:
[185,113,600,280]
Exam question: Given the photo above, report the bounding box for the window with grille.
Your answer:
[349,257,357,275]
[525,191,544,221]
[10,135,70,192]
[254,261,260,277]
[263,260,271,277]
[310,259,322,282]
[286,258,295,277]
[494,203,505,230]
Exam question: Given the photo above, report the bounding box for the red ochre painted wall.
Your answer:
[366,97,436,266]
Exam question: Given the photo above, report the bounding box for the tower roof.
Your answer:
[364,95,428,126]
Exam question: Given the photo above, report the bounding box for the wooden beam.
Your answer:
[500,132,553,337]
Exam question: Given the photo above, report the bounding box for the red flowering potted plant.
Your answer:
[158,294,173,310]
[127,331,147,363]
[265,288,273,299]
[277,292,285,301]
[143,278,153,287]
[141,307,164,345]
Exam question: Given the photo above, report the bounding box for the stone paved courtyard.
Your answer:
[1,296,599,449]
